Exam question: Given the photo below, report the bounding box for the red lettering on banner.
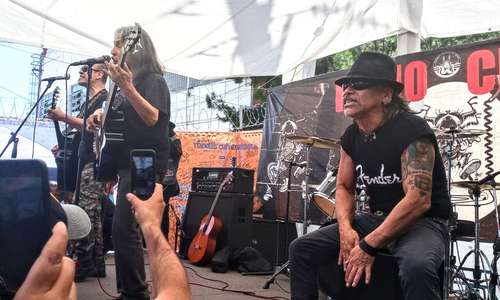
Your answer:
[396,64,402,84]
[467,49,495,95]
[335,85,343,112]
[404,60,427,101]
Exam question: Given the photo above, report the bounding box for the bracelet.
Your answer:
[359,238,378,256]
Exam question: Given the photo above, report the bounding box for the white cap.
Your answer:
[61,204,92,240]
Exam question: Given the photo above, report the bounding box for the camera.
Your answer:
[130,149,156,200]
[0,159,52,294]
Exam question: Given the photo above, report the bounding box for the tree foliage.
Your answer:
[315,31,500,75]
[205,91,266,131]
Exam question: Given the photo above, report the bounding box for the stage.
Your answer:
[76,252,291,300]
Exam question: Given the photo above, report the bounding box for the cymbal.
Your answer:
[285,135,339,150]
[434,128,487,139]
[451,180,499,191]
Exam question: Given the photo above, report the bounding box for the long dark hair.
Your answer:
[115,26,164,78]
[385,92,412,120]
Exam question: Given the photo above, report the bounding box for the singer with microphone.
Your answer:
[86,25,170,300]
[48,62,109,282]
[288,52,452,300]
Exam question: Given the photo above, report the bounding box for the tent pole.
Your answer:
[396,31,420,56]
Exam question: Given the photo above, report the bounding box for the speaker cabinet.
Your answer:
[180,192,253,257]
[250,219,298,265]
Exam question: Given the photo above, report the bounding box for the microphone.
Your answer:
[41,74,70,81]
[69,55,111,66]
[61,204,91,240]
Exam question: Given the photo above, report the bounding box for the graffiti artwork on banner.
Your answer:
[380,42,500,224]
[265,82,335,194]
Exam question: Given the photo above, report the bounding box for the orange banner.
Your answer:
[167,130,262,245]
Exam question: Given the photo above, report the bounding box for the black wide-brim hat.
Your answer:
[334,52,404,93]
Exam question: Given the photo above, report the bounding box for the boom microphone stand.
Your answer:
[73,65,94,206]
[0,81,54,158]
[262,160,297,287]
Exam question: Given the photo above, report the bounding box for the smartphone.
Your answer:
[0,159,51,294]
[130,149,156,200]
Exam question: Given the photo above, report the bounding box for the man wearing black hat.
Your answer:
[289,52,451,300]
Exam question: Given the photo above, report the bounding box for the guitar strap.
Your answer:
[76,88,108,119]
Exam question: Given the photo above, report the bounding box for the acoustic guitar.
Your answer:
[187,171,234,265]
[94,23,141,181]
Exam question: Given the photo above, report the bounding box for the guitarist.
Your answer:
[48,63,109,282]
[87,26,170,300]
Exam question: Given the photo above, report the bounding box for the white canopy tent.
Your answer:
[2,0,500,79]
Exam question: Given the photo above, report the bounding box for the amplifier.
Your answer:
[191,167,254,194]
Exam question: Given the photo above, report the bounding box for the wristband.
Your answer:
[359,238,378,256]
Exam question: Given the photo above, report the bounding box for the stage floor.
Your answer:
[76,252,291,300]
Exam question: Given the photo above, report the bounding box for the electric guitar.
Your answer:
[94,23,141,181]
[51,87,79,191]
[187,171,234,265]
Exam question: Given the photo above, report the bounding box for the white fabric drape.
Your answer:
[2,0,500,79]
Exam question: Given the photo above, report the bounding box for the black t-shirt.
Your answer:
[118,72,170,172]
[340,111,451,219]
[75,89,107,164]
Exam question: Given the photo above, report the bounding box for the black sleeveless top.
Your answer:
[340,111,451,219]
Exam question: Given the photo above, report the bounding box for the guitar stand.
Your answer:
[0,81,54,158]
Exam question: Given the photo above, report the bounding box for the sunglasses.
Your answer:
[341,80,378,91]
[79,65,105,73]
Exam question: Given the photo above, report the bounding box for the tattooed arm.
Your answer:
[363,137,435,249]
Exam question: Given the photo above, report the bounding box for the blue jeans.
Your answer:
[289,214,447,300]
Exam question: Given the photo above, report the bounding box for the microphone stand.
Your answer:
[169,203,184,255]
[73,66,94,206]
[262,160,296,286]
[0,80,54,158]
[487,175,500,300]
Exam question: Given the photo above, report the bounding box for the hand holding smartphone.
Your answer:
[130,149,156,200]
[0,159,51,294]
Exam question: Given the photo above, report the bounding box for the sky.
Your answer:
[0,42,89,119]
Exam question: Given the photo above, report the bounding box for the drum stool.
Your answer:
[318,252,445,299]
[318,251,403,300]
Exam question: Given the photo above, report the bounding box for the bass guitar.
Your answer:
[94,23,141,182]
[51,87,79,191]
[187,171,234,265]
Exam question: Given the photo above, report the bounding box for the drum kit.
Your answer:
[436,127,500,300]
[264,128,500,299]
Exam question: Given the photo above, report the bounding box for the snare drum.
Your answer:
[312,171,337,219]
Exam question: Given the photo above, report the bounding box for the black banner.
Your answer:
[257,38,500,225]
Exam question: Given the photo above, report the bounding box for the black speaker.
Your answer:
[250,219,298,265]
[180,191,253,258]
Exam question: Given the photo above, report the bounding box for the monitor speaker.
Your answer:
[250,219,297,265]
[179,191,252,258]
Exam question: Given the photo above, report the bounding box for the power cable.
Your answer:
[185,265,289,300]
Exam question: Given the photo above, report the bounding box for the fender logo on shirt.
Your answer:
[356,164,402,186]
